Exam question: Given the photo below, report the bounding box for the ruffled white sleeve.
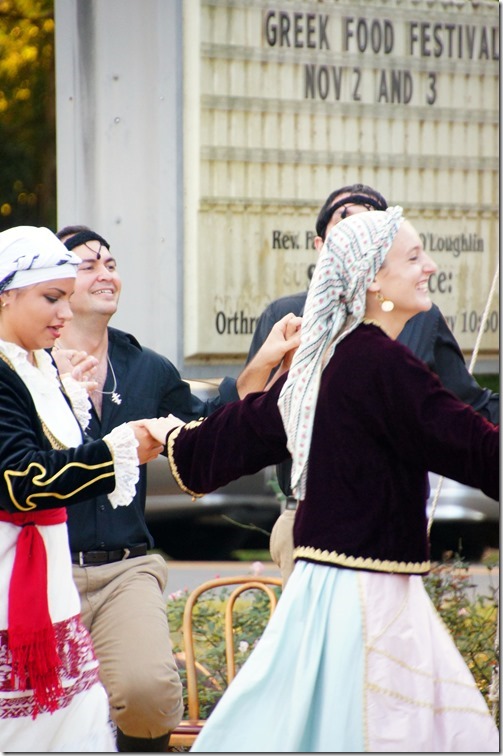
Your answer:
[60,374,92,430]
[103,423,140,508]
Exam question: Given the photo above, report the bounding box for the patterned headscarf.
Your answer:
[0,226,82,294]
[278,206,404,500]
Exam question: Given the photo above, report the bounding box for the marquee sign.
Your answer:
[183,0,499,360]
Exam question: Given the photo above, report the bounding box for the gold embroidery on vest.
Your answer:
[293,545,430,574]
[167,420,205,500]
[5,460,115,512]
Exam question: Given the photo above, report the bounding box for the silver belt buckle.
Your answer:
[78,551,86,566]
[122,548,131,560]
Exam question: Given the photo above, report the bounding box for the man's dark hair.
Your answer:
[56,224,110,253]
[56,224,91,241]
[315,183,388,240]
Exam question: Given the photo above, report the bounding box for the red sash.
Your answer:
[0,508,67,717]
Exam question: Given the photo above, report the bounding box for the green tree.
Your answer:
[0,0,55,231]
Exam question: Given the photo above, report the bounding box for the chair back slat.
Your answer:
[224,582,279,682]
[171,574,282,742]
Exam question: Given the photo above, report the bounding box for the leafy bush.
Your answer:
[423,556,499,723]
[166,557,499,728]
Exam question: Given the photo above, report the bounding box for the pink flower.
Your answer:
[168,591,183,601]
[251,561,264,576]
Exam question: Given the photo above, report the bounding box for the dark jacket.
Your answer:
[167,325,499,573]
[247,297,499,496]
[0,359,115,513]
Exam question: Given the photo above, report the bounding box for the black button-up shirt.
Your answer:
[66,327,239,551]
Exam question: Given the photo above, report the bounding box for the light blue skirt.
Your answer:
[191,561,498,753]
[193,560,364,752]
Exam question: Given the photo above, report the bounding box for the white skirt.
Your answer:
[191,561,498,753]
[0,520,115,752]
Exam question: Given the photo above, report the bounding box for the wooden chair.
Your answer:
[169,575,282,749]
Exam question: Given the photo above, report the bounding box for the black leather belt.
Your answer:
[71,544,148,566]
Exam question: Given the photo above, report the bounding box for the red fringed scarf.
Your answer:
[0,508,67,718]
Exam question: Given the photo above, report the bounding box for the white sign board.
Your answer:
[183,0,499,361]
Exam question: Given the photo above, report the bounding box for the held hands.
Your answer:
[261,312,302,370]
[262,312,302,385]
[127,421,166,464]
[277,312,303,371]
[127,415,185,465]
[236,313,302,397]
[52,347,99,393]
[140,415,185,446]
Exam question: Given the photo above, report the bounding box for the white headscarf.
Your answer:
[0,226,82,293]
[278,206,404,500]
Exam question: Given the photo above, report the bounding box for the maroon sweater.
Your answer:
[167,324,499,574]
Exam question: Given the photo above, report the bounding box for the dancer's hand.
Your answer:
[141,415,185,445]
[258,313,302,370]
[52,347,99,393]
[128,421,165,463]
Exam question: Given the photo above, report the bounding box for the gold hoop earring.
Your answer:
[376,292,395,312]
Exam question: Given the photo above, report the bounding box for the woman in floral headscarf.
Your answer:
[0,226,164,751]
[146,208,499,752]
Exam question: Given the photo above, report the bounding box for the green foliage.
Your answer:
[232,549,272,562]
[0,0,56,230]
[474,373,500,394]
[167,558,499,728]
[424,557,499,723]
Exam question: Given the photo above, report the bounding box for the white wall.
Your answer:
[54,0,202,372]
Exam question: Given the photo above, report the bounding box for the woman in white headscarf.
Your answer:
[0,226,164,752]
[145,208,499,752]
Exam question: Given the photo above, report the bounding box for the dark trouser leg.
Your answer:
[116,728,171,752]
